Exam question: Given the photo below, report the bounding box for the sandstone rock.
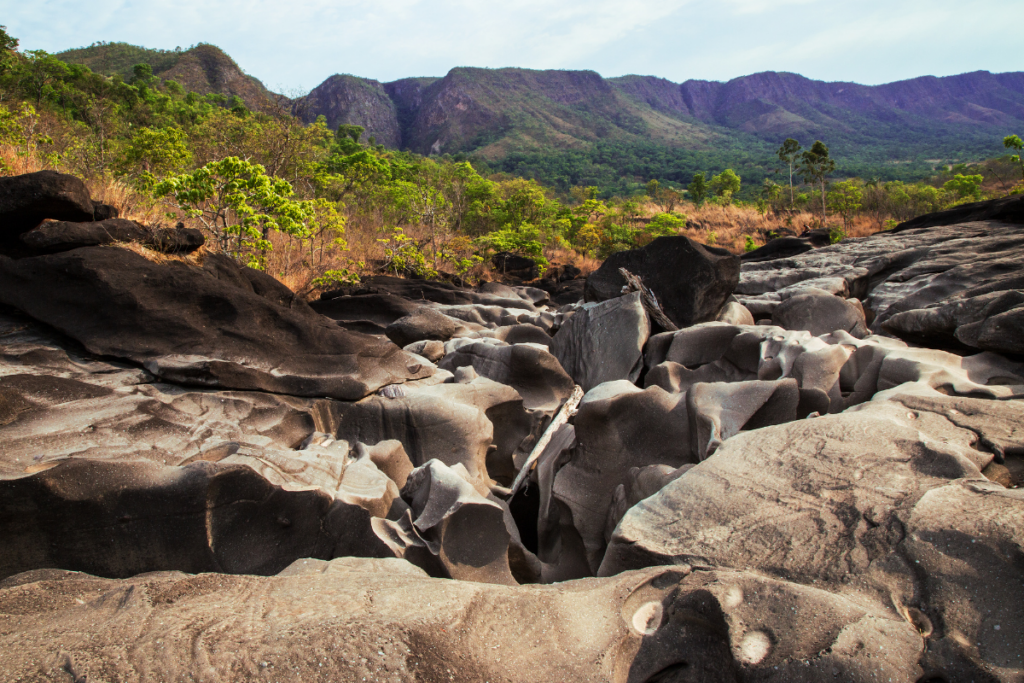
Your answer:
[771,287,868,337]
[585,235,740,328]
[385,307,465,347]
[737,220,1024,356]
[552,383,694,574]
[0,247,431,400]
[550,291,650,392]
[600,392,1024,678]
[492,251,538,280]
[0,562,927,682]
[687,379,799,460]
[716,300,755,325]
[21,218,204,254]
[437,341,574,411]
[310,291,420,330]
[0,458,392,581]
[400,459,516,585]
[403,338,446,362]
[321,377,545,487]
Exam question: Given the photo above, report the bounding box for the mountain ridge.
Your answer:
[54,39,1024,181]
[293,66,1024,162]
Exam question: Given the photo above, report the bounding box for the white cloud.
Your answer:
[5,0,1022,90]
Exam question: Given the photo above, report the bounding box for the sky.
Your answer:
[5,0,1023,95]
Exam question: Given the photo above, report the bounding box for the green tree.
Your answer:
[21,50,71,106]
[0,25,18,83]
[826,179,863,232]
[154,156,320,268]
[799,140,835,225]
[710,168,741,203]
[1004,134,1024,183]
[777,138,802,207]
[119,126,192,181]
[687,172,708,206]
[646,211,686,237]
[942,173,984,203]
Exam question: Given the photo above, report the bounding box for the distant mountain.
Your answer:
[293,67,729,156]
[292,75,401,147]
[53,39,1024,182]
[293,66,1024,172]
[611,70,1024,150]
[57,42,277,111]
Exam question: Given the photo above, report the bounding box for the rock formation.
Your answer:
[1,173,1022,681]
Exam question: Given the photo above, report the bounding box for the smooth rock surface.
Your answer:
[550,291,650,392]
[0,247,432,399]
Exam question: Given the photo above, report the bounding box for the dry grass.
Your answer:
[543,246,602,276]
[85,176,169,226]
[111,241,208,267]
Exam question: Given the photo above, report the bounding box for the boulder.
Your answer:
[585,236,740,328]
[385,307,465,347]
[437,341,575,412]
[321,377,545,487]
[21,218,204,254]
[310,292,420,330]
[0,171,95,249]
[889,193,1024,232]
[400,459,517,585]
[550,291,650,392]
[771,287,868,337]
[687,379,800,460]
[0,247,432,400]
[736,220,1024,356]
[492,251,539,280]
[551,383,695,574]
[90,201,119,221]
[716,300,755,325]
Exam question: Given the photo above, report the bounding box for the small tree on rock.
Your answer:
[777,138,802,207]
[800,140,835,226]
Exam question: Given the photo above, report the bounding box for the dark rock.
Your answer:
[492,251,538,280]
[385,307,463,347]
[550,292,650,392]
[399,459,517,585]
[550,382,695,574]
[0,247,431,400]
[585,236,740,328]
[737,220,1024,356]
[687,379,800,459]
[311,292,420,328]
[20,218,204,254]
[437,341,575,411]
[772,288,868,338]
[0,459,393,581]
[0,171,95,249]
[890,193,1024,232]
[537,278,586,305]
[322,275,538,310]
[741,236,814,262]
[90,202,120,221]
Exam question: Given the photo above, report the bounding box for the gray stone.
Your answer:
[550,291,650,392]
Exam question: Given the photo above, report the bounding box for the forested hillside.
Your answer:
[57,42,278,111]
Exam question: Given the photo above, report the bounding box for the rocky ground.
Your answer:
[0,171,1022,682]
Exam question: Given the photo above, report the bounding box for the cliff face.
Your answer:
[292,75,401,148]
[396,67,652,156]
[159,45,275,110]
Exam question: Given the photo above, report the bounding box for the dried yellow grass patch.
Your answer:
[109,241,208,267]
